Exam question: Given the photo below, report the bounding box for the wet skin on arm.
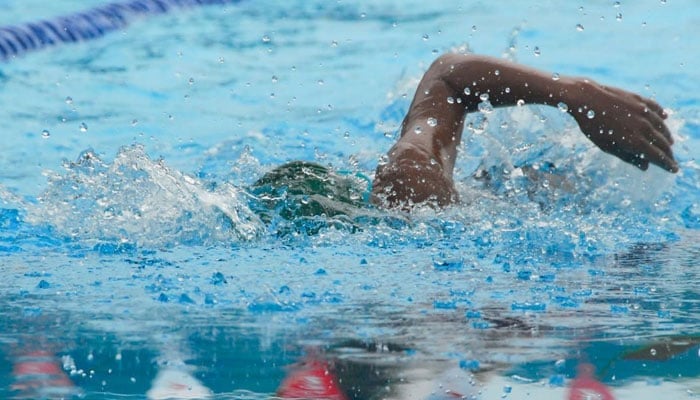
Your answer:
[371,53,678,209]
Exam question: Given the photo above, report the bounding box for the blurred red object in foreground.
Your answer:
[277,358,348,400]
[568,363,615,400]
[11,351,78,398]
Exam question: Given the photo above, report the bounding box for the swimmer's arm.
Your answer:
[426,53,677,172]
[372,53,677,208]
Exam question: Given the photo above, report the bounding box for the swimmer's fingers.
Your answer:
[642,118,674,157]
[622,152,649,171]
[579,121,675,172]
[646,141,679,173]
[644,98,669,120]
[647,110,674,145]
[637,95,667,121]
[575,80,678,173]
[640,115,678,171]
[602,85,674,146]
[603,85,668,120]
[621,132,678,173]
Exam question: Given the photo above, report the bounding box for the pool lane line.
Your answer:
[0,0,243,61]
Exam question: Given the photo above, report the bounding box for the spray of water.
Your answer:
[25,144,263,248]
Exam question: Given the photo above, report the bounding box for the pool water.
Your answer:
[0,0,699,399]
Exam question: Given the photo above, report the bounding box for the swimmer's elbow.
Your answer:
[426,53,481,78]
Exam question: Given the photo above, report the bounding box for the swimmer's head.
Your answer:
[249,161,370,223]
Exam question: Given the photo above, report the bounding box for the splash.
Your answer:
[27,145,263,248]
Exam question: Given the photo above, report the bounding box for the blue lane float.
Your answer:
[0,0,241,61]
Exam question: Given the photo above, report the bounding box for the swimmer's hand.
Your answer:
[570,79,678,172]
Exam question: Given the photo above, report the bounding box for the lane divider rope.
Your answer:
[0,0,241,61]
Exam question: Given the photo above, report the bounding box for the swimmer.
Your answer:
[253,53,678,218]
[371,53,678,209]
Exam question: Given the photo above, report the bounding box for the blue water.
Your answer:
[1,1,699,399]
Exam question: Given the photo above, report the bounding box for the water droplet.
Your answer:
[41,129,50,138]
[517,99,525,106]
[317,79,325,85]
[650,348,657,356]
[188,77,195,85]
[271,75,278,83]
[478,101,493,114]
[331,40,338,47]
[427,117,438,127]
[218,56,225,64]
[552,72,560,81]
[614,1,621,7]
[463,87,471,95]
[587,109,596,119]
[471,25,477,32]
[79,122,88,132]
[576,24,585,31]
[422,34,430,41]
[504,87,511,93]
[494,69,500,76]
[262,35,271,43]
[557,102,569,112]
[65,96,73,105]
[479,93,489,101]
[414,126,423,134]
[616,13,623,21]
[446,96,455,104]
[534,46,541,56]
[131,119,139,126]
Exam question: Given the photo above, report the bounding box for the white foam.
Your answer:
[26,145,263,248]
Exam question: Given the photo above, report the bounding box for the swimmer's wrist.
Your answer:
[558,77,596,118]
